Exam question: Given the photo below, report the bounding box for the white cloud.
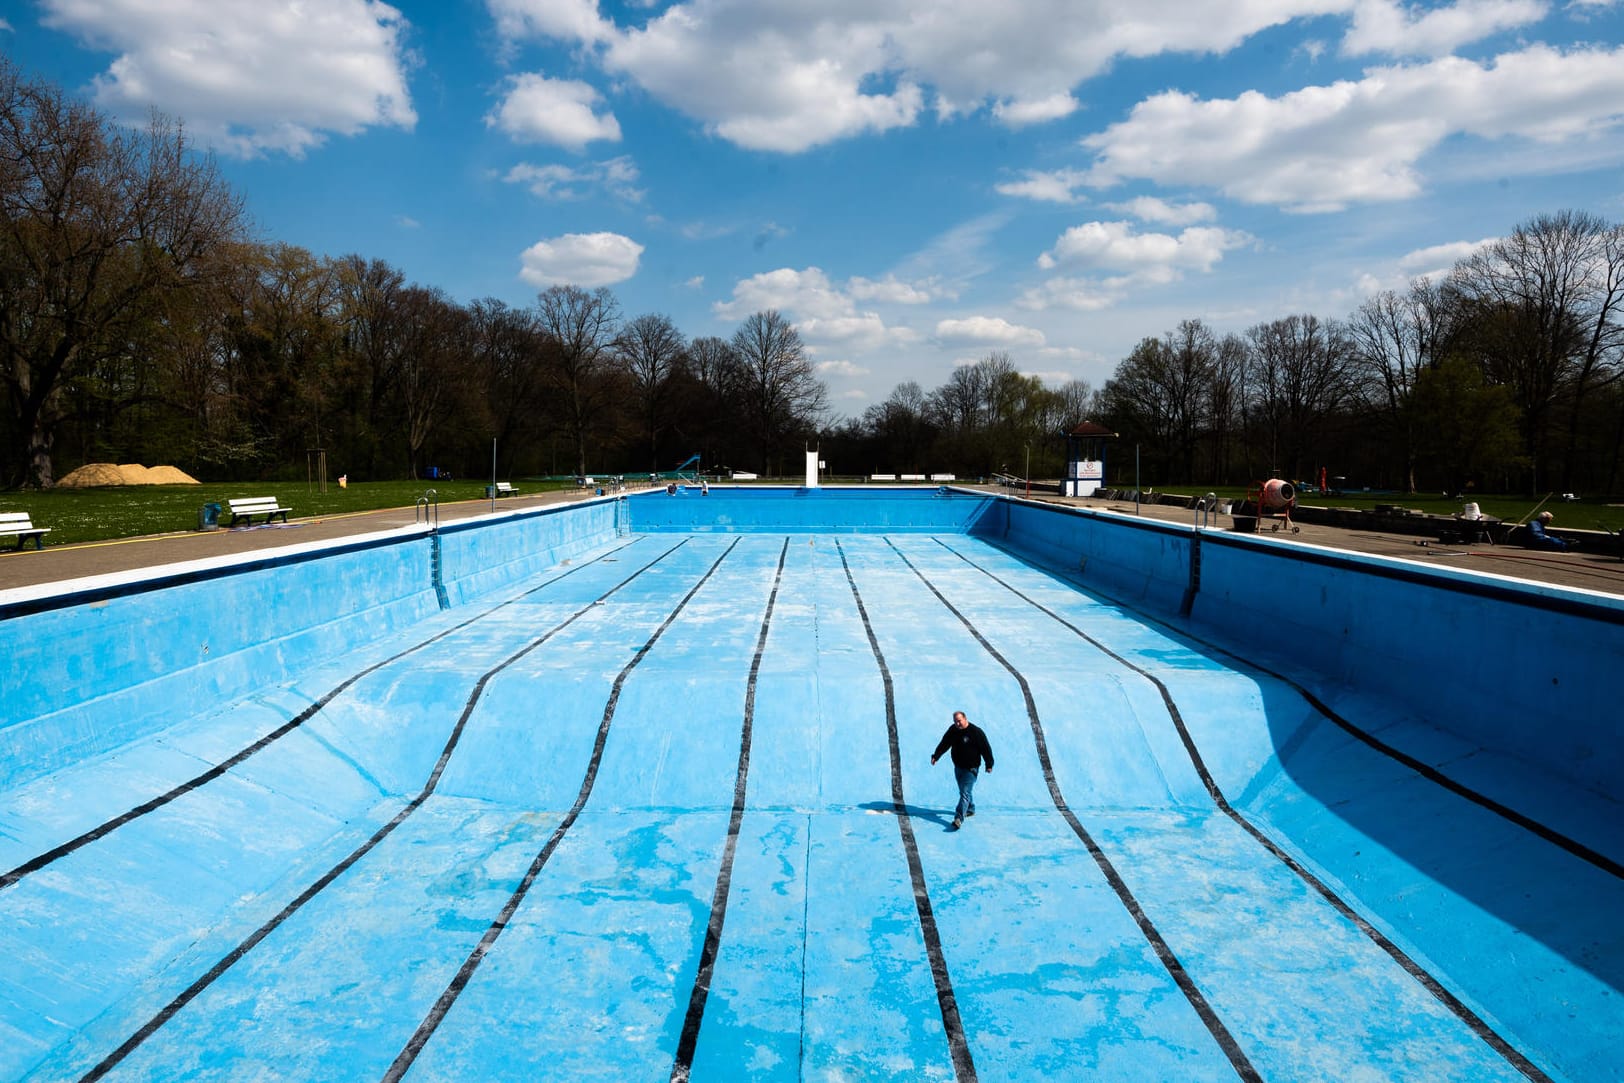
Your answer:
[683,275,706,289]
[1342,0,1547,57]
[487,0,610,43]
[714,267,851,321]
[1397,236,1498,275]
[848,274,938,304]
[1081,45,1624,211]
[41,0,415,157]
[714,267,919,351]
[996,168,1090,204]
[503,156,643,201]
[489,74,621,149]
[799,314,922,351]
[491,0,1363,153]
[935,316,1046,348]
[1103,196,1217,225]
[519,232,643,287]
[1015,278,1124,312]
[817,359,871,377]
[992,93,1080,127]
[1038,220,1248,275]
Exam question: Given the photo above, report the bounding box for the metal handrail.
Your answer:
[1195,492,1218,529]
[416,489,438,527]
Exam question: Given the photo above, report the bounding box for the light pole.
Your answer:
[1134,443,1141,516]
[1024,443,1031,498]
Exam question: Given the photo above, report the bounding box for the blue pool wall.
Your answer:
[3,487,1617,803]
[991,497,1623,800]
[628,484,1001,533]
[0,501,619,791]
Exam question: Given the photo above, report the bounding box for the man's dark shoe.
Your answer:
[966,809,975,817]
[950,819,962,830]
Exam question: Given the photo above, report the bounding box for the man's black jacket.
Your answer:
[933,722,994,771]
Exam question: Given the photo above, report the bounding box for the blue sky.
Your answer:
[7,0,1624,417]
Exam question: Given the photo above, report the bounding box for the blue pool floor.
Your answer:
[1,533,1619,1081]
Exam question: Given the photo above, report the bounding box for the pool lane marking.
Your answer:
[382,537,744,1082]
[670,538,790,1082]
[1008,542,1624,883]
[881,538,1261,1082]
[1,537,643,894]
[928,537,1554,1083]
[78,537,697,1082]
[836,539,978,1083]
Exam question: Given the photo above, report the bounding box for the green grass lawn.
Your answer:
[3,478,1620,547]
[0,479,578,547]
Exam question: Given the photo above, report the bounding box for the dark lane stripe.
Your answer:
[382,537,743,1082]
[79,538,692,1082]
[884,538,1261,1082]
[2,537,642,893]
[932,538,1553,1083]
[670,539,790,1082]
[836,540,977,1083]
[1022,540,1622,883]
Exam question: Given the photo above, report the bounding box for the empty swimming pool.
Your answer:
[1,488,1618,1081]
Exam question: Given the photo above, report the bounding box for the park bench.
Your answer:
[494,481,518,497]
[226,496,291,526]
[0,511,50,550]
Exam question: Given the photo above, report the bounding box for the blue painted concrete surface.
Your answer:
[0,489,1617,1081]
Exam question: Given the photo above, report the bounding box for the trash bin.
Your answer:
[198,502,221,531]
[485,485,496,499]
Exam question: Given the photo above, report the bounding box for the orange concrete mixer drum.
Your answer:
[1260,479,1296,509]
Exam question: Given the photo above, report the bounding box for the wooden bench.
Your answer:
[0,512,50,550]
[494,481,518,497]
[226,497,291,526]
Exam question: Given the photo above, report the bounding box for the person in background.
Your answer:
[931,710,994,831]
[1525,511,1573,551]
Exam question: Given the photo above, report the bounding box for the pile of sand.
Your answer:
[56,463,200,487]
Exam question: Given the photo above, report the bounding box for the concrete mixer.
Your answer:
[1236,478,1300,533]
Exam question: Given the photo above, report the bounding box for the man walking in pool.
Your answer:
[931,710,994,830]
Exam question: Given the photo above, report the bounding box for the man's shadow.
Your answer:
[857,801,958,830]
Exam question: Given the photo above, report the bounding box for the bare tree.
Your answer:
[1245,314,1355,480]
[334,256,412,476]
[0,59,245,487]
[1100,322,1215,482]
[535,285,622,477]
[395,287,468,478]
[468,298,549,475]
[730,310,826,473]
[1347,279,1449,492]
[1449,210,1616,490]
[617,312,686,472]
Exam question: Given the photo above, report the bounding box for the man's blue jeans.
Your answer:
[953,766,978,822]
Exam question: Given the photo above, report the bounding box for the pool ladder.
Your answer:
[1194,492,1218,529]
[417,490,451,609]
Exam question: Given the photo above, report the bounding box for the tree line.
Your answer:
[6,56,1622,495]
[829,212,1624,497]
[1,58,827,488]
